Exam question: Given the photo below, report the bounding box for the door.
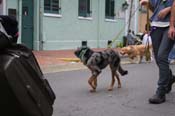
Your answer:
[22,0,33,49]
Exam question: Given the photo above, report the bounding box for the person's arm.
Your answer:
[168,1,175,39]
[158,7,171,19]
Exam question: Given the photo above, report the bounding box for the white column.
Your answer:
[134,0,139,33]
[125,0,129,35]
[0,0,7,15]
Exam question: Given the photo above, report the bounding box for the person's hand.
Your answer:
[168,26,175,40]
[140,0,149,6]
[158,8,170,19]
[158,10,167,19]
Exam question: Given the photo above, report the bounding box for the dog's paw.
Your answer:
[118,85,121,88]
[121,70,128,76]
[108,87,113,91]
[89,89,96,93]
[108,88,113,91]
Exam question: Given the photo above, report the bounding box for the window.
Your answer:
[78,0,91,17]
[105,0,115,19]
[44,0,61,14]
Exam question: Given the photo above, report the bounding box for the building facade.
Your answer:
[0,0,140,50]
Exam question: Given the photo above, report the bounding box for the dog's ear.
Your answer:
[74,47,80,55]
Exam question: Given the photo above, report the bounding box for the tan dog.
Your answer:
[120,45,152,64]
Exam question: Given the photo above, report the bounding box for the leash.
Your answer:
[145,2,151,61]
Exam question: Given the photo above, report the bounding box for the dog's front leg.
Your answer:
[88,76,97,92]
[88,65,101,92]
[129,57,135,64]
[136,55,141,64]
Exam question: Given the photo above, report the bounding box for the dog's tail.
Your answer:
[118,65,128,76]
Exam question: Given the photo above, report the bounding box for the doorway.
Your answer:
[21,0,34,49]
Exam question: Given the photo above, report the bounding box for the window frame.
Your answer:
[105,0,116,20]
[44,0,61,16]
[78,0,92,18]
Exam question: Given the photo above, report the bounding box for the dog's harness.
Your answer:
[78,48,88,63]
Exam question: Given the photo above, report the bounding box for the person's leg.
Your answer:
[156,28,175,96]
[149,28,175,104]
[148,28,165,104]
[150,27,163,65]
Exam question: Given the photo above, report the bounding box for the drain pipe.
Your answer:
[39,0,43,50]
[97,0,100,48]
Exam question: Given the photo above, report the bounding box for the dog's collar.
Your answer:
[78,48,88,62]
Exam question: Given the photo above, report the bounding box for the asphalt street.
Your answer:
[45,63,175,116]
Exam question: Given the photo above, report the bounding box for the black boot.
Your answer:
[166,75,175,93]
[149,94,166,104]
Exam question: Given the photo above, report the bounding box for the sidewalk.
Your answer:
[33,49,85,74]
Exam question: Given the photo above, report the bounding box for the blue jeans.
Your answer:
[150,27,175,96]
[169,45,175,60]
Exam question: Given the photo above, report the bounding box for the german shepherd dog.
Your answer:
[74,46,128,92]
